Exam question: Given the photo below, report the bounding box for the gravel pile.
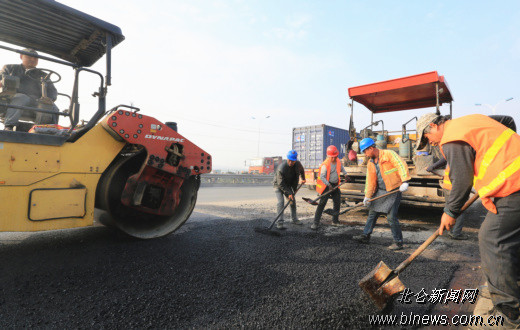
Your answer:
[0,217,457,329]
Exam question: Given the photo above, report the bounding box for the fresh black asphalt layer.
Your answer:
[0,218,457,328]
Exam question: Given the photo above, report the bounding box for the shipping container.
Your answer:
[292,124,350,169]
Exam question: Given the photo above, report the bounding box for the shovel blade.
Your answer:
[359,261,406,310]
[302,197,319,206]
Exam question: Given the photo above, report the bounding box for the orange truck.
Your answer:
[248,156,282,175]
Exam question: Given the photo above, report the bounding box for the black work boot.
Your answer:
[388,242,404,250]
[353,234,370,244]
[292,219,303,225]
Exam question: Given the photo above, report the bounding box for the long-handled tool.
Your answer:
[359,192,480,310]
[302,181,343,205]
[323,189,400,216]
[254,183,304,237]
[430,169,445,178]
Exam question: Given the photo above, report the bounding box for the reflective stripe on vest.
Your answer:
[479,156,520,197]
[443,167,452,190]
[440,114,520,213]
[475,128,515,182]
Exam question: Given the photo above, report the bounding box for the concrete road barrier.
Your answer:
[200,174,274,187]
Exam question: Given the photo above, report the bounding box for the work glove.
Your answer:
[363,197,371,207]
[399,182,409,192]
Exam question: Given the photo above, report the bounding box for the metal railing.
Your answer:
[200,173,274,186]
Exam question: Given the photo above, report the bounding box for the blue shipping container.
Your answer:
[292,124,350,169]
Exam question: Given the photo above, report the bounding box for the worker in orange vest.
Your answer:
[417,113,520,328]
[425,115,517,240]
[311,145,348,230]
[352,138,410,250]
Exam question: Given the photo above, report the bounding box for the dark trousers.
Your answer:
[478,190,520,317]
[362,192,403,243]
[274,188,297,223]
[314,186,341,224]
[5,93,58,127]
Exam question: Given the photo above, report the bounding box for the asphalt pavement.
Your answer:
[0,186,483,328]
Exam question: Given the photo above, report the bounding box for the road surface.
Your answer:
[0,186,485,328]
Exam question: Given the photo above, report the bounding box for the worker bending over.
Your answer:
[417,113,520,328]
[426,115,517,241]
[353,138,410,250]
[273,150,306,229]
[312,145,348,230]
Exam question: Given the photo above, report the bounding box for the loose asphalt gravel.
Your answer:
[0,215,459,329]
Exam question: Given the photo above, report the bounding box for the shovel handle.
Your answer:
[291,182,304,196]
[307,181,343,203]
[430,169,445,178]
[368,189,400,203]
[290,183,304,204]
[394,192,480,274]
[269,183,304,229]
[269,198,293,229]
[334,190,400,216]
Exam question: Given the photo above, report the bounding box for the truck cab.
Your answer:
[248,156,282,175]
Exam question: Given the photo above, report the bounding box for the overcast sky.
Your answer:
[1,0,519,171]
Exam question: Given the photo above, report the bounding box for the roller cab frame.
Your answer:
[0,0,211,238]
[342,71,453,208]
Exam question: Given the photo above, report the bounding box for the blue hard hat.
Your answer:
[359,138,375,153]
[287,150,298,161]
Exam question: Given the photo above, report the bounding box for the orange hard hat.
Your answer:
[326,145,339,157]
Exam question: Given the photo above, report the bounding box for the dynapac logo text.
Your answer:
[144,134,185,142]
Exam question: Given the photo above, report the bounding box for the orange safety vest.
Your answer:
[316,157,342,194]
[440,114,520,213]
[365,149,411,198]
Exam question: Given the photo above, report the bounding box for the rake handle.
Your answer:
[269,183,304,229]
[394,193,480,274]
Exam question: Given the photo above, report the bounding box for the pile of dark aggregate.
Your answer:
[0,218,457,329]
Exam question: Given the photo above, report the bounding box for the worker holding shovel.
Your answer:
[311,145,348,230]
[272,150,306,229]
[417,113,520,328]
[425,115,517,241]
[353,138,410,250]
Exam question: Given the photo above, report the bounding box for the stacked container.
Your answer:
[292,124,350,169]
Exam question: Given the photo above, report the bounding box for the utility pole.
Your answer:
[251,115,270,157]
